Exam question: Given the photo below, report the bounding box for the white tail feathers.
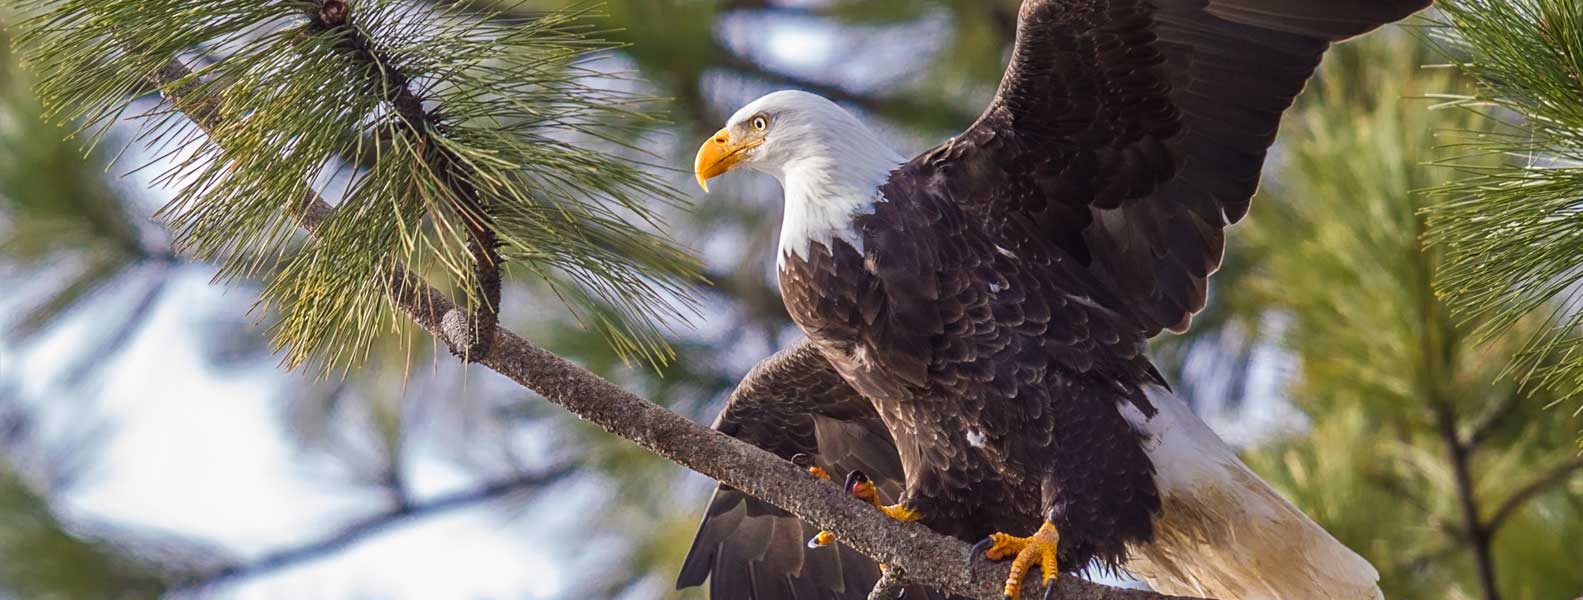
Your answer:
[1120,386,1383,600]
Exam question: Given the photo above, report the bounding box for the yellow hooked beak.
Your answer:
[694,128,761,192]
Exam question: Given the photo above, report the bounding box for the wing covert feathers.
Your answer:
[677,339,947,599]
[913,0,1431,337]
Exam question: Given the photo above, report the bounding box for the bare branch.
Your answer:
[175,466,574,592]
[437,0,982,130]
[149,57,1192,600]
[1462,388,1519,450]
[1432,401,1499,600]
[1484,455,1583,532]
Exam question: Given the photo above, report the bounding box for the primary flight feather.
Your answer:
[681,1,1430,598]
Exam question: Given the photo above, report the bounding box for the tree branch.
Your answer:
[310,0,502,359]
[438,0,982,130]
[1462,388,1518,450]
[175,465,574,591]
[711,50,979,129]
[1432,403,1500,600]
[1484,455,1583,532]
[149,57,1191,600]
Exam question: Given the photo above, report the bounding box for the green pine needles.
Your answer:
[11,0,702,372]
[1427,0,1583,416]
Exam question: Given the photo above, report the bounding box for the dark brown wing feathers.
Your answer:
[1202,0,1430,41]
[679,1,1429,596]
[677,340,952,600]
[932,0,1429,335]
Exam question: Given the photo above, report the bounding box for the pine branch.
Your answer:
[149,55,1192,600]
[1483,455,1583,532]
[306,0,501,358]
[13,0,703,373]
[1432,400,1501,600]
[1427,0,1583,417]
[1462,388,1520,450]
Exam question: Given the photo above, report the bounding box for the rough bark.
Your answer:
[149,57,1196,600]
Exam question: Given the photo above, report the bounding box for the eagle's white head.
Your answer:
[694,90,906,262]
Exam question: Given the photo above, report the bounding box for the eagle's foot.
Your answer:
[795,454,839,549]
[970,521,1060,600]
[792,453,831,481]
[805,469,921,550]
[845,470,922,522]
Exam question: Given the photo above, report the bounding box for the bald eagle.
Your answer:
[680,1,1428,598]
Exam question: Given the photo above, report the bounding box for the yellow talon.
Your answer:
[981,532,1029,560]
[808,530,836,548]
[791,453,831,481]
[807,470,923,549]
[848,471,922,521]
[880,503,922,522]
[975,521,1060,600]
[847,471,880,504]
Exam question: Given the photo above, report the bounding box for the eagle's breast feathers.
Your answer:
[777,180,1165,568]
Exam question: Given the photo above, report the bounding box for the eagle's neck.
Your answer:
[773,134,905,267]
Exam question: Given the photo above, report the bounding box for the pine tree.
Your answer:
[1426,0,1583,433]
[1216,33,1583,600]
[10,0,703,375]
[4,1,710,596]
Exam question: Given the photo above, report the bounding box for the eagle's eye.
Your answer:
[751,116,768,131]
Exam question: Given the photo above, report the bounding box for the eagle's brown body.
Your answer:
[679,1,1432,598]
[780,185,1163,569]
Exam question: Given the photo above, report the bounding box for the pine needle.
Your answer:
[1424,0,1583,417]
[10,0,703,374]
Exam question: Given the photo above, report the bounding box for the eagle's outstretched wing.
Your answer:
[905,0,1430,336]
[675,339,952,600]
[680,1,1430,597]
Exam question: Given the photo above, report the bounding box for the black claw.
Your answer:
[843,469,870,493]
[969,537,995,565]
[791,453,815,468]
[1001,596,1013,600]
[1042,581,1059,600]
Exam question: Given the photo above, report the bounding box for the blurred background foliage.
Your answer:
[0,2,1579,600]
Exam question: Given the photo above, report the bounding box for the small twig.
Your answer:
[1484,455,1583,532]
[1365,470,1468,539]
[439,0,981,130]
[1462,389,1518,450]
[174,466,573,591]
